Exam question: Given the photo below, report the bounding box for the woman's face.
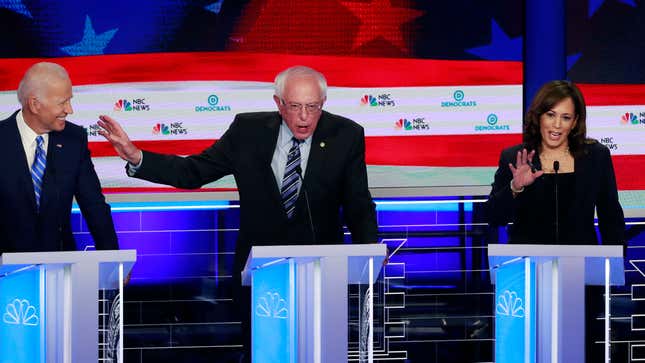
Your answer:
[539,97,577,151]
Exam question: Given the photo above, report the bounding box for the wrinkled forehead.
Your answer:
[282,75,324,103]
[41,76,73,99]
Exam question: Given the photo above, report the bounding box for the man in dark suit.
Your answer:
[0,62,118,253]
[98,65,378,361]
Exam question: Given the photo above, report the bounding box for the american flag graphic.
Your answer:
[0,0,643,192]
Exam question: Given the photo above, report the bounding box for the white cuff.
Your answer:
[126,150,144,176]
[510,179,524,193]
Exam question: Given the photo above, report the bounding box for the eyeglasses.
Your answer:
[281,99,323,114]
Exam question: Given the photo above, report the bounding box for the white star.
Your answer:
[0,0,32,18]
[205,0,224,14]
[60,15,118,56]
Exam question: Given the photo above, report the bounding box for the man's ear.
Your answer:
[273,95,284,116]
[27,96,40,114]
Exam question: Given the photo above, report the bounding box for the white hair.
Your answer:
[274,65,327,99]
[17,62,70,106]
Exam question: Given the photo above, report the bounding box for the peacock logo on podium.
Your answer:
[496,290,525,318]
[2,299,40,326]
[255,292,289,319]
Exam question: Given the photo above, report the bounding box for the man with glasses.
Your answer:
[98,65,377,362]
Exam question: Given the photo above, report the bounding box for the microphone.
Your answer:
[553,161,559,243]
[295,165,316,244]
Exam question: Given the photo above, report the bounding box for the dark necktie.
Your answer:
[31,135,47,211]
[281,137,302,219]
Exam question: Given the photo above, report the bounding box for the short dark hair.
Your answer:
[523,80,589,157]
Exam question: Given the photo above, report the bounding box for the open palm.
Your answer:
[508,148,544,189]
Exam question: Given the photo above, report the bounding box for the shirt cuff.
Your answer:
[126,150,144,176]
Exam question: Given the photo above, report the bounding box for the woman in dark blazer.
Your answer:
[486,80,624,245]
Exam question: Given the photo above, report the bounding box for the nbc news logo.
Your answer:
[152,122,188,136]
[360,94,395,107]
[395,118,429,131]
[114,98,150,111]
[620,112,645,125]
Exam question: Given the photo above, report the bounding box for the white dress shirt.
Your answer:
[271,121,311,192]
[16,110,49,169]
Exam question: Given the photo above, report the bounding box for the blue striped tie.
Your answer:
[281,138,302,219]
[31,135,46,211]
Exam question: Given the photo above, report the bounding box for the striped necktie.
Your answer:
[31,135,47,211]
[281,137,302,219]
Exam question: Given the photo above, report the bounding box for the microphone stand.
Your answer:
[296,166,316,244]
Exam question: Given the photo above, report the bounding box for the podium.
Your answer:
[242,244,387,363]
[0,250,136,363]
[488,244,624,363]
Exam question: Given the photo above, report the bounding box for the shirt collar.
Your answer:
[279,121,311,148]
[16,110,44,146]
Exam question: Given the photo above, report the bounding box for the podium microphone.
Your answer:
[295,165,316,244]
[553,160,560,243]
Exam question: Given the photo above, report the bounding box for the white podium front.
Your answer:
[242,244,386,363]
[488,244,624,363]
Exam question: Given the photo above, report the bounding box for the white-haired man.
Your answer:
[99,65,377,362]
[0,62,118,253]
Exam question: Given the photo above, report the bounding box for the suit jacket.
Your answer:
[134,111,378,269]
[0,111,118,253]
[486,141,625,245]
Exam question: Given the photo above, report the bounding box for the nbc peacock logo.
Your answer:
[3,299,39,326]
[113,99,132,111]
[395,118,412,130]
[360,93,395,107]
[360,95,378,107]
[114,98,150,111]
[496,290,525,318]
[152,123,170,135]
[621,112,638,125]
[255,292,289,319]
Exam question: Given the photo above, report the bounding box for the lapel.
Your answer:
[303,112,330,191]
[571,149,589,210]
[39,131,64,212]
[7,115,39,213]
[260,113,283,206]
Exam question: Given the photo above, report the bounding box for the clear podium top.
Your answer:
[242,243,387,285]
[487,244,624,286]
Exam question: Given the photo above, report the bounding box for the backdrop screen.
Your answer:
[0,0,642,202]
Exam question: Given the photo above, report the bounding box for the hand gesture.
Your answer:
[97,115,142,165]
[508,148,544,191]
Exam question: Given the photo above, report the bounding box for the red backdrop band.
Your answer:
[0,52,522,89]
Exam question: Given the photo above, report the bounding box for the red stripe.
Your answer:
[90,140,216,157]
[365,134,522,167]
[89,134,523,165]
[579,84,645,106]
[612,155,645,191]
[0,52,521,90]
